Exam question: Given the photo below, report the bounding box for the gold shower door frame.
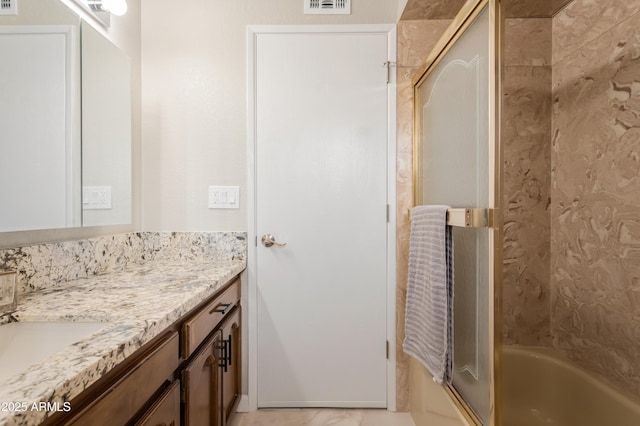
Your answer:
[411,0,503,425]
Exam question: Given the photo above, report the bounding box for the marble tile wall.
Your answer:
[552,0,640,65]
[400,0,573,20]
[0,234,145,294]
[142,232,247,262]
[502,18,552,346]
[504,19,551,66]
[504,0,573,18]
[0,232,247,295]
[551,0,640,397]
[396,17,453,413]
[400,0,465,20]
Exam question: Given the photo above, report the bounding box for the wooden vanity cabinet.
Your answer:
[181,279,241,426]
[41,274,242,426]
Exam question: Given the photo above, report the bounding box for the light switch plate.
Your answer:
[209,186,240,209]
[83,186,112,210]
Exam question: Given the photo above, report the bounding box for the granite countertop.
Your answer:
[0,259,246,426]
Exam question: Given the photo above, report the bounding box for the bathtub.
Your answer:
[502,346,640,426]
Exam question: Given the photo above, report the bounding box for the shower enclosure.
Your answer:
[411,0,502,424]
[409,0,640,424]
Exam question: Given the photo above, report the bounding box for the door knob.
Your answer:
[261,234,287,248]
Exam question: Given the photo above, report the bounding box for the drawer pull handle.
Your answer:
[210,303,232,315]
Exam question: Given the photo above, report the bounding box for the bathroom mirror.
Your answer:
[0,0,131,232]
[81,22,132,227]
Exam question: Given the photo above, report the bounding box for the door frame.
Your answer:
[244,24,397,412]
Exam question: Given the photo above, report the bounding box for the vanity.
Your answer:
[55,277,240,426]
[0,256,245,426]
[0,2,246,424]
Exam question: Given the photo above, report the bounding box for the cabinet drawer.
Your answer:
[182,278,240,358]
[67,332,180,426]
[134,380,180,426]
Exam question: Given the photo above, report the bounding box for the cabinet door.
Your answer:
[220,307,241,425]
[134,380,180,426]
[183,330,223,426]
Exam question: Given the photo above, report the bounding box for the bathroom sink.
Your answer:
[0,322,110,382]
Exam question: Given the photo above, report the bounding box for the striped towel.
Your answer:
[403,205,454,384]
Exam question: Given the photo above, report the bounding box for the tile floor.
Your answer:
[229,409,416,426]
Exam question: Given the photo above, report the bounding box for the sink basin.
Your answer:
[0,322,110,382]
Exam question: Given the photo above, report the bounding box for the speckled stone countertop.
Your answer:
[0,259,245,426]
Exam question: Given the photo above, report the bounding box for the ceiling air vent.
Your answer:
[305,0,351,15]
[0,0,17,15]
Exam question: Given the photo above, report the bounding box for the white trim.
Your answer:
[236,395,250,413]
[261,401,387,409]
[386,25,398,413]
[246,25,259,411]
[66,25,81,229]
[246,24,397,412]
[247,24,395,34]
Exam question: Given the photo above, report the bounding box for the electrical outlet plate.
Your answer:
[209,186,240,209]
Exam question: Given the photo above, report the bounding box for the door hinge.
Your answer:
[255,236,258,247]
[383,61,396,84]
[386,340,389,359]
[386,204,390,223]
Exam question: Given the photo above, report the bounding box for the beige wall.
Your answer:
[140,0,400,232]
[551,0,640,397]
[0,0,141,249]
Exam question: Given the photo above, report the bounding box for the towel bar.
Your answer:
[408,207,494,228]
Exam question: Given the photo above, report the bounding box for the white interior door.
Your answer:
[0,26,76,231]
[254,29,391,408]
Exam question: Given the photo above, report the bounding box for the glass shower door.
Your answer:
[413,1,501,424]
